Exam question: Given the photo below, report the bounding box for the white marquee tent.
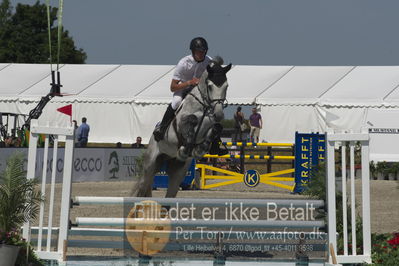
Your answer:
[1,63,399,161]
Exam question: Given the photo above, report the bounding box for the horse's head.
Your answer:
[201,57,232,122]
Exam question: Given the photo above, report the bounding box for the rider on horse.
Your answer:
[153,37,228,155]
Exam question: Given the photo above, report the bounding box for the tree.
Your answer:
[0,0,12,30]
[0,0,86,63]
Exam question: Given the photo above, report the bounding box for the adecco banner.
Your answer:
[0,148,144,183]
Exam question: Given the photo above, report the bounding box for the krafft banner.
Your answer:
[294,133,325,193]
[0,148,144,183]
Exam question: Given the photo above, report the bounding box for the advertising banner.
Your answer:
[0,148,144,183]
[294,132,326,193]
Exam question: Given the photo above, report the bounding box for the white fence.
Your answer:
[22,122,372,264]
[22,119,74,261]
[326,129,372,264]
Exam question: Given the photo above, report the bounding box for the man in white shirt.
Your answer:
[153,37,211,141]
[152,37,228,156]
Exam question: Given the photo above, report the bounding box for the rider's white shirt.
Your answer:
[170,54,212,110]
[172,54,212,96]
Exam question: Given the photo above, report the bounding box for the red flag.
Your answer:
[57,104,72,116]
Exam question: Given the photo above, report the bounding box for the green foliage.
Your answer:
[133,151,145,178]
[302,162,328,201]
[15,241,44,266]
[370,161,377,179]
[0,152,42,232]
[0,228,25,245]
[0,0,86,63]
[220,119,235,129]
[0,0,12,29]
[304,162,399,264]
[372,161,399,180]
[302,163,364,255]
[376,161,390,179]
[371,233,399,265]
[0,229,44,265]
[0,152,44,265]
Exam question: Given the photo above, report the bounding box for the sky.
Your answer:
[9,0,399,66]
[8,0,399,119]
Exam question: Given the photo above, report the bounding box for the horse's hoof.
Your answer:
[177,147,188,161]
[192,142,209,159]
[192,149,205,159]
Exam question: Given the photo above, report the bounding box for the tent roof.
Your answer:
[226,65,293,104]
[320,66,399,106]
[82,65,174,100]
[134,67,176,104]
[257,66,354,105]
[2,63,399,107]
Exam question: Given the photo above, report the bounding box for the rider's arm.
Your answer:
[170,78,199,92]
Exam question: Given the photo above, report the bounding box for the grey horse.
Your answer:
[133,57,232,198]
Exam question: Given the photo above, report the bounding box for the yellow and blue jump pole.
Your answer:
[221,142,294,173]
[199,141,296,191]
[222,142,294,147]
[203,154,295,160]
[197,163,295,191]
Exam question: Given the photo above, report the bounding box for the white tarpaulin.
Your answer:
[1,63,399,161]
[366,109,399,162]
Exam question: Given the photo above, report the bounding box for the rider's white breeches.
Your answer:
[172,89,186,110]
[171,94,183,110]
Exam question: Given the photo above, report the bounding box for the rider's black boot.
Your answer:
[208,123,229,156]
[153,104,175,142]
[209,138,229,156]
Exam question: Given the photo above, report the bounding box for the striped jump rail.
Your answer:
[30,227,327,240]
[73,196,324,208]
[72,197,326,229]
[70,197,327,256]
[29,227,328,252]
[203,154,295,160]
[31,239,328,252]
[74,217,325,229]
[222,142,294,147]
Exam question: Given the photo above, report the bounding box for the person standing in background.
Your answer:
[73,120,79,147]
[249,107,262,143]
[77,117,90,147]
[131,136,145,148]
[233,106,245,142]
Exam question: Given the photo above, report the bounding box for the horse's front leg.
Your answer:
[165,159,191,198]
[192,123,223,158]
[177,114,198,161]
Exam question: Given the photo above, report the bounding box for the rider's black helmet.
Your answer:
[190,37,208,52]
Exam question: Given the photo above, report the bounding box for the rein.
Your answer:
[188,83,226,110]
[187,81,227,145]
